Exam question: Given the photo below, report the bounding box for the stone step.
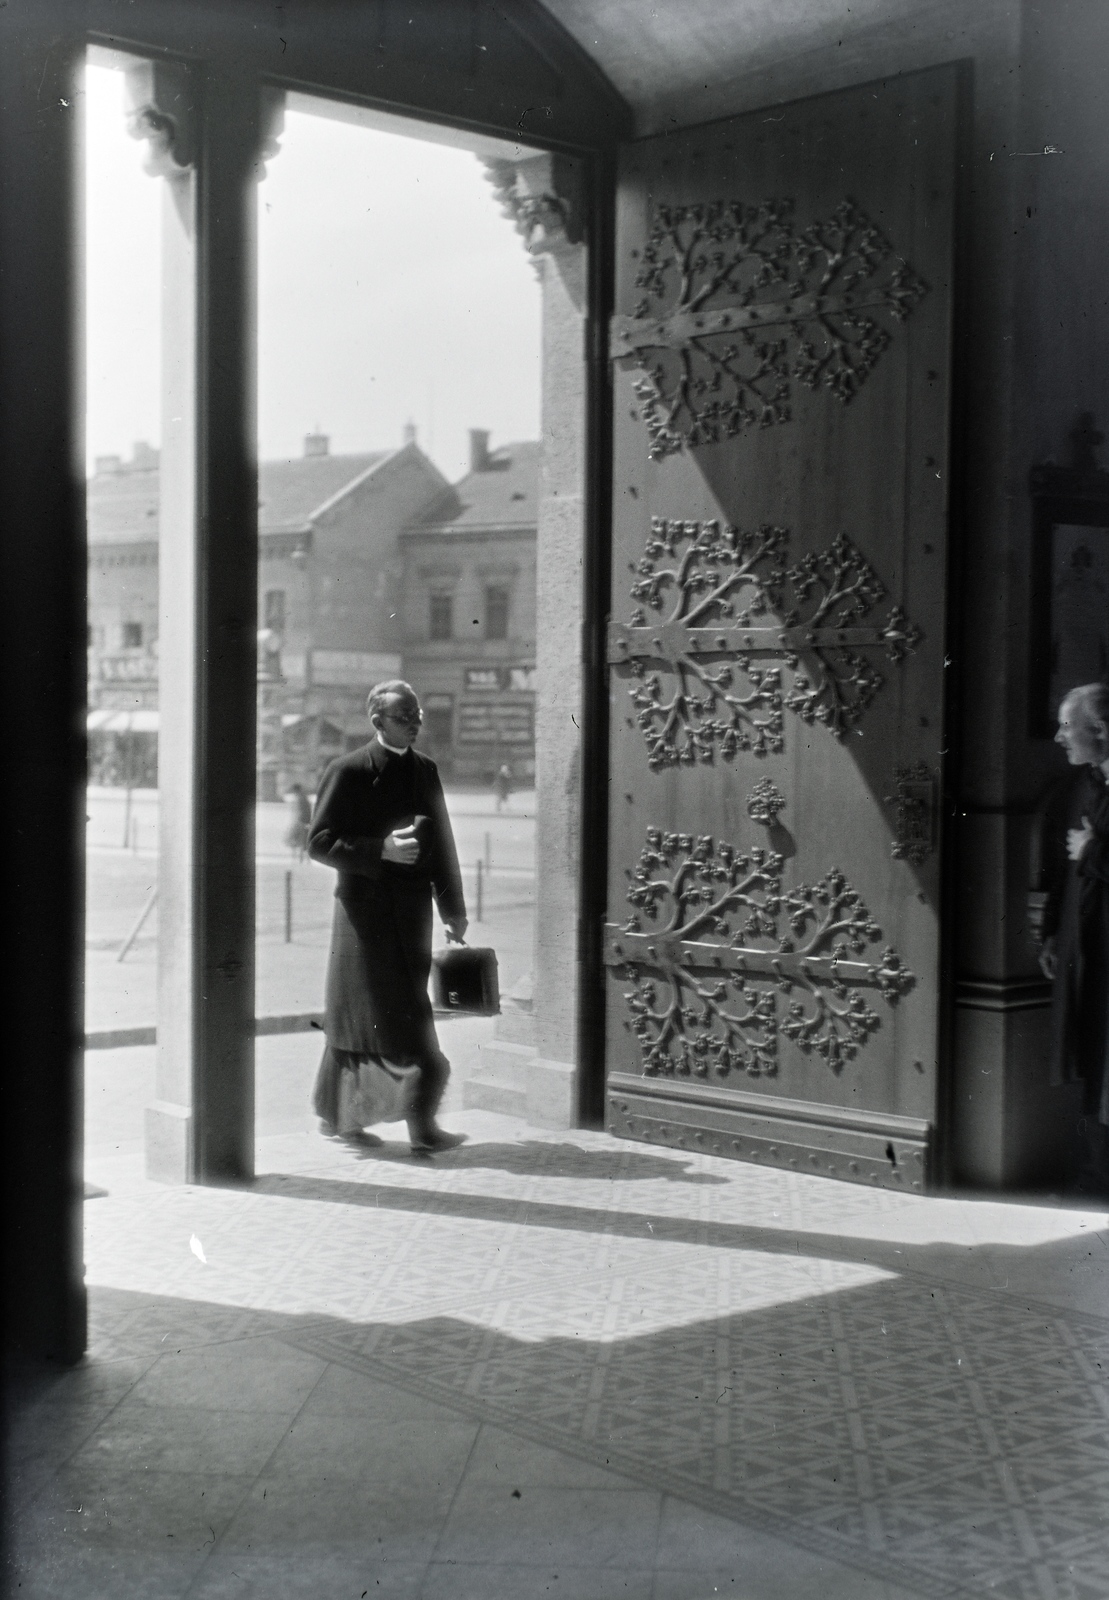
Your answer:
[462,1039,537,1117]
[494,998,536,1048]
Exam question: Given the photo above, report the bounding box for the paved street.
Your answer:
[85,787,536,1035]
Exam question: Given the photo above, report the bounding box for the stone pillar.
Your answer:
[475,155,588,1128]
[131,63,284,1182]
[1,20,87,1360]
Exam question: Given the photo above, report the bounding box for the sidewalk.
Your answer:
[84,791,536,1036]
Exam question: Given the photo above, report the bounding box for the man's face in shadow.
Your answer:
[374,693,423,750]
[1056,702,1107,767]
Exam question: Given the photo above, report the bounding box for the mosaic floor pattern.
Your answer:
[65,1115,1109,1598]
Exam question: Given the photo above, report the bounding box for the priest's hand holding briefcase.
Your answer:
[432,924,501,1017]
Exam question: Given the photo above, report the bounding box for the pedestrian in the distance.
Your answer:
[493,762,513,812]
[282,782,311,862]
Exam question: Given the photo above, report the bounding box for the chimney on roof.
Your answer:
[402,420,417,447]
[131,441,159,471]
[304,432,329,457]
[95,454,123,476]
[469,428,491,473]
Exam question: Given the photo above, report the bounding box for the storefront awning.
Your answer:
[87,709,160,733]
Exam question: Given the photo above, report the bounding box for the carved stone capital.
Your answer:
[256,86,286,181]
[124,66,285,183]
[484,153,584,258]
[124,60,196,177]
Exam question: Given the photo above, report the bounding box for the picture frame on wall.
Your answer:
[1029,413,1109,739]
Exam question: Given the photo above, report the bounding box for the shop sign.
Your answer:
[311,649,401,687]
[458,700,534,745]
[464,665,537,693]
[464,667,502,691]
[99,652,158,683]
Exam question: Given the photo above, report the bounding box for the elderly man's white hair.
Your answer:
[366,679,419,721]
[1061,681,1109,740]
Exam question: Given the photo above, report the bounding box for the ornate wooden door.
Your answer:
[604,67,958,1191]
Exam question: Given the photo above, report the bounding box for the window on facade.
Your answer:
[485,585,509,641]
[121,621,143,648]
[429,592,453,641]
[425,706,453,749]
[264,589,287,632]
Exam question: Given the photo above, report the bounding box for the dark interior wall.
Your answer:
[950,0,1109,1184]
[1013,0,1109,795]
[0,0,628,1363]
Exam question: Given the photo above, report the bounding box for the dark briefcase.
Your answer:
[432,944,500,1015]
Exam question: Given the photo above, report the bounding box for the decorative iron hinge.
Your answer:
[609,516,921,767]
[606,817,913,1080]
[612,196,928,458]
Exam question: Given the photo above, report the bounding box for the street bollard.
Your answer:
[476,858,483,922]
[285,869,293,944]
[118,884,158,962]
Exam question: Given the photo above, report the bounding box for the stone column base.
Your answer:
[951,992,1081,1188]
[461,1049,577,1130]
[145,1100,193,1184]
[526,1058,576,1130]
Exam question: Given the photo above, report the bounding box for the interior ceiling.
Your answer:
[540,0,942,122]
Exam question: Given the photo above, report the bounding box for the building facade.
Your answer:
[87,429,451,794]
[400,431,538,781]
[87,428,537,792]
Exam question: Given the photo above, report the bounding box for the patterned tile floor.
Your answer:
[7,1043,1109,1599]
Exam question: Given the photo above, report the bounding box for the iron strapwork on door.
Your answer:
[611,197,929,458]
[608,516,922,767]
[606,811,914,1081]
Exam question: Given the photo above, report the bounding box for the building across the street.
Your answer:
[86,426,537,794]
[400,430,538,782]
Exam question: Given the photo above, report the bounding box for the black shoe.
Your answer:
[410,1127,467,1155]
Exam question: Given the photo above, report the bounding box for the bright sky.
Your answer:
[84,63,542,484]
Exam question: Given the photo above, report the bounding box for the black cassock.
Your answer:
[306,740,465,1133]
[1041,763,1109,1125]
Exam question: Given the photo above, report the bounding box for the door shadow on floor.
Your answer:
[251,1166,1109,1293]
[302,1139,729,1183]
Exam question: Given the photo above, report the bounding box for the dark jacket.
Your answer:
[308,740,465,920]
[1041,764,1109,1120]
[307,741,465,1057]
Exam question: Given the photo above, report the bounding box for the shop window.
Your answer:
[485,585,509,641]
[264,588,286,632]
[121,621,143,648]
[430,592,453,641]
